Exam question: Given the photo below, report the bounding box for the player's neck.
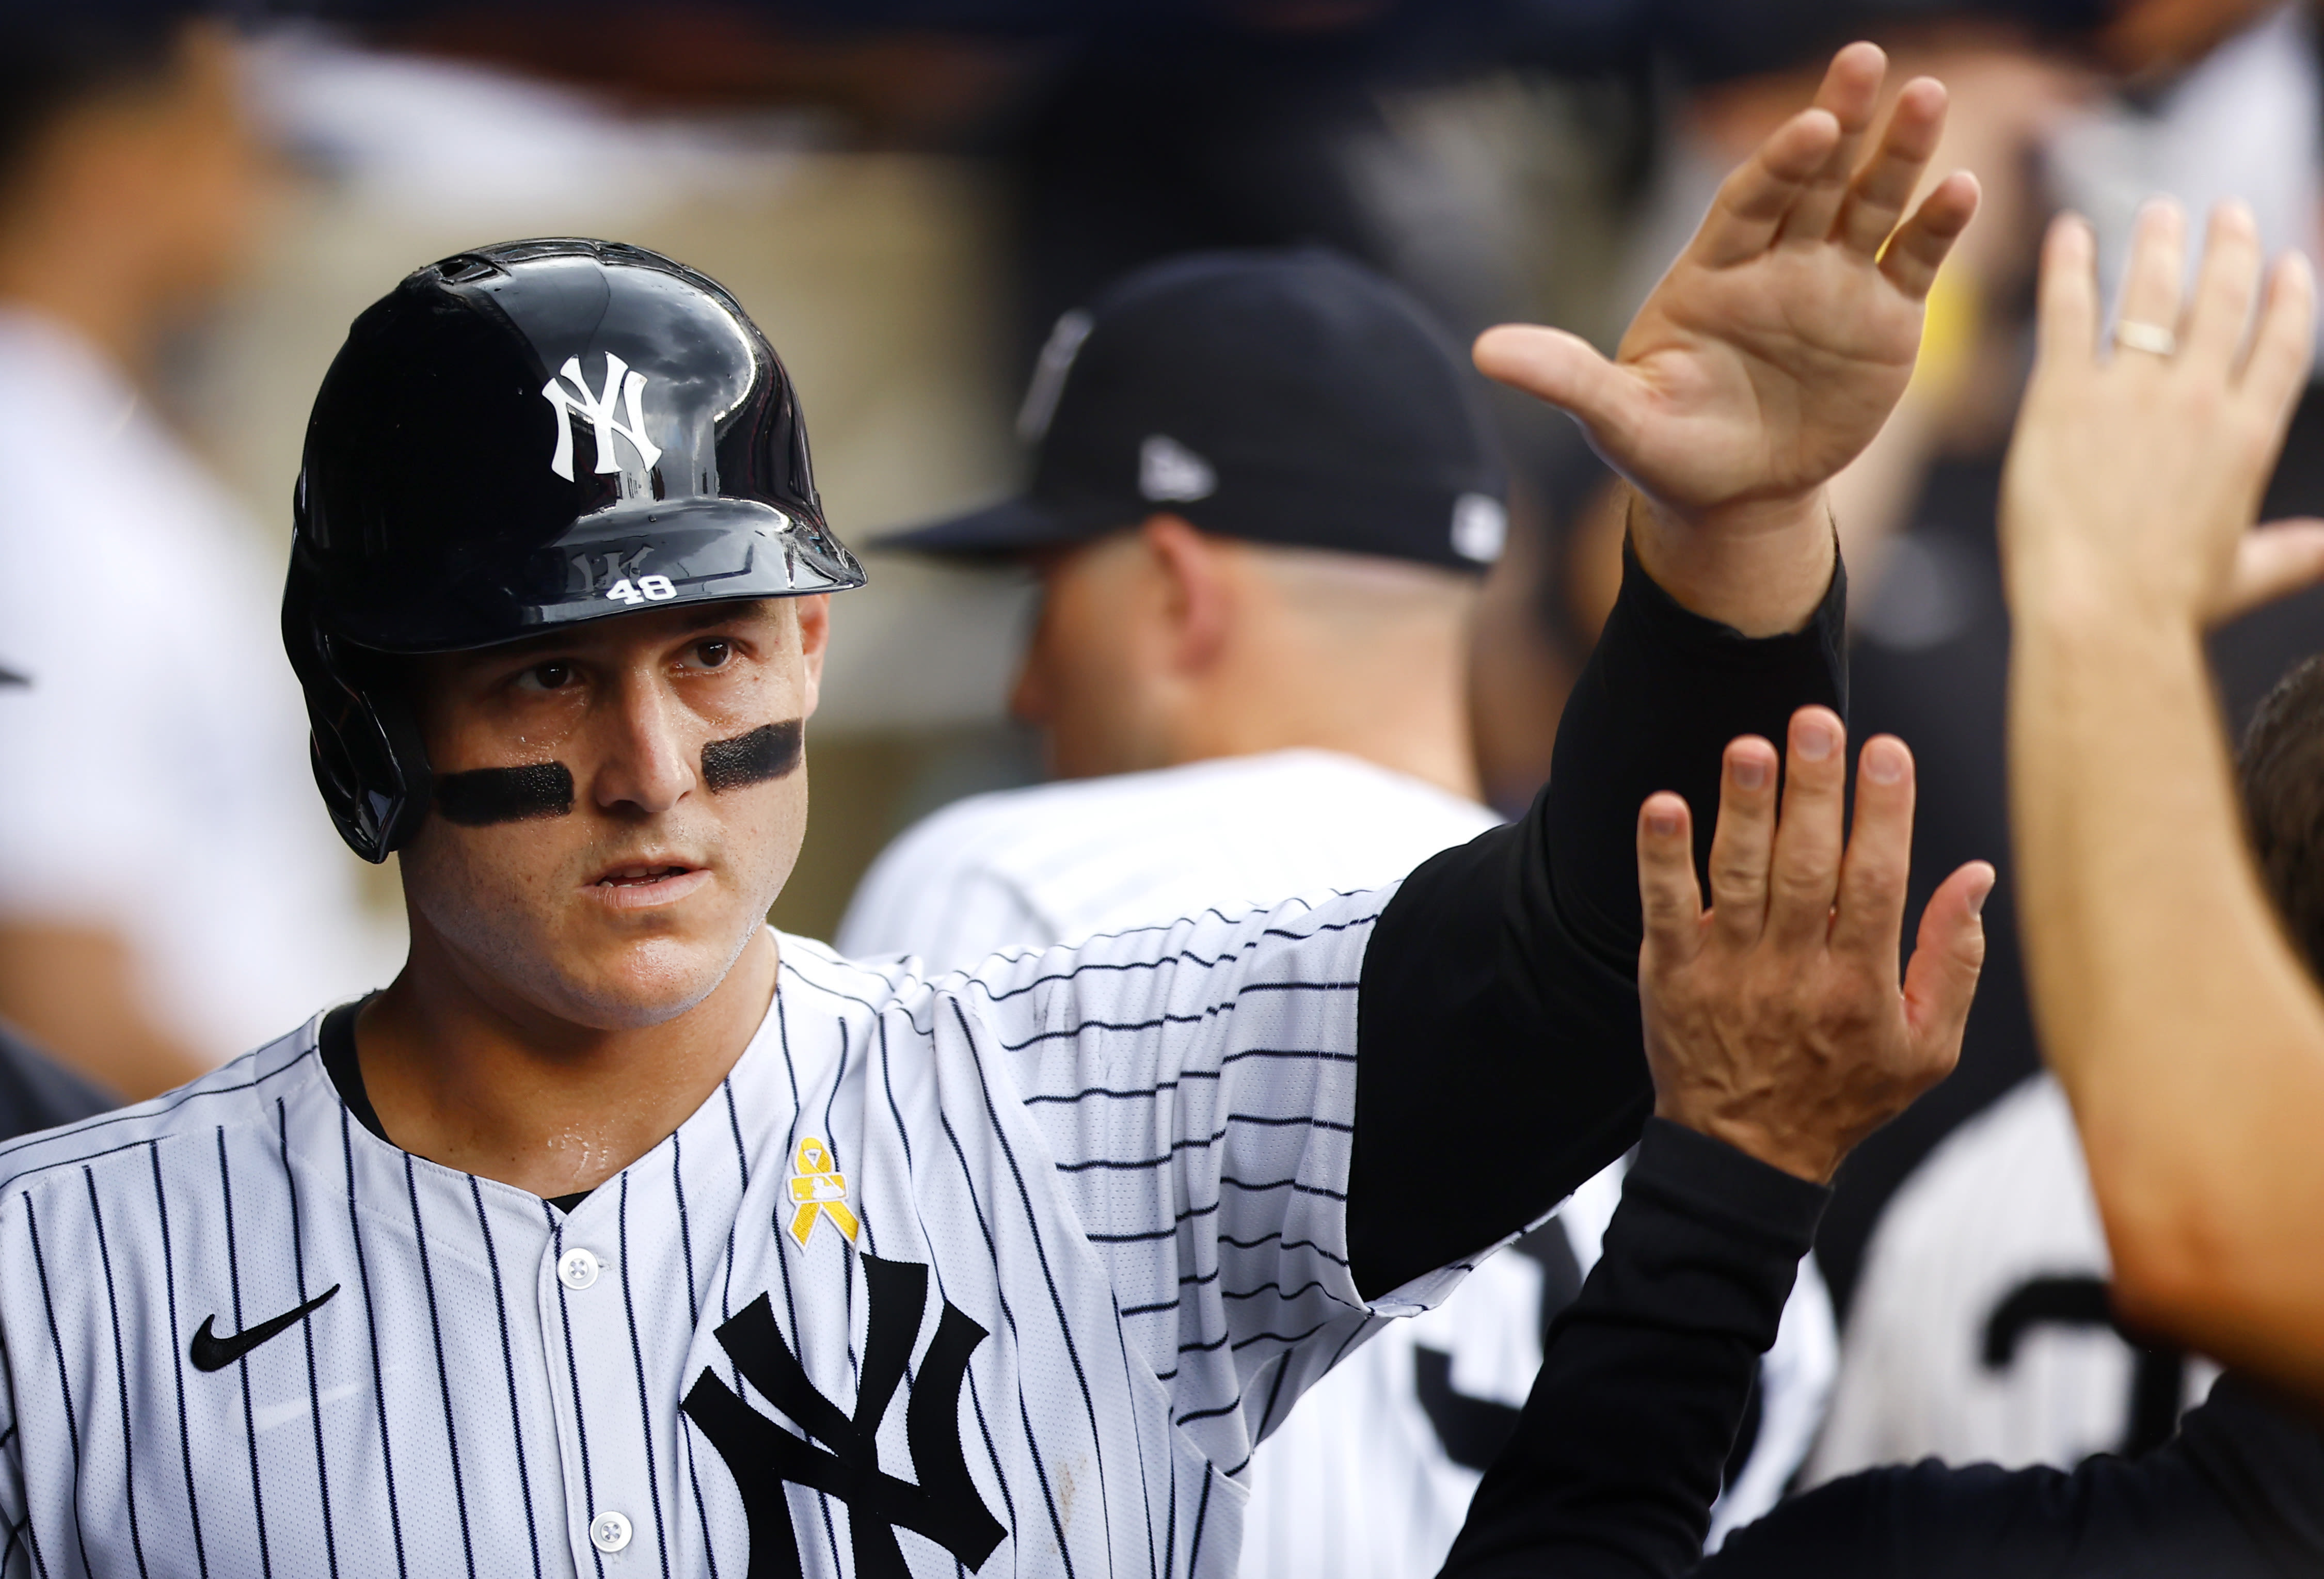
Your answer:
[351,927,779,1200]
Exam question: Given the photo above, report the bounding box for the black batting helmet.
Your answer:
[283,237,866,864]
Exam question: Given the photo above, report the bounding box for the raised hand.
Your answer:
[2002,200,2324,632]
[1635,709,1992,1183]
[1476,44,1978,545]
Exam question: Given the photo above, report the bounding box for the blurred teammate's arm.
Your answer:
[0,923,204,1100]
[2003,200,2324,1399]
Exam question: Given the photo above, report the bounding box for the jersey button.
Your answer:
[558,1248,601,1290]
[589,1511,632,1553]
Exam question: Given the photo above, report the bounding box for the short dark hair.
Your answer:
[0,15,188,200]
[2238,654,2324,978]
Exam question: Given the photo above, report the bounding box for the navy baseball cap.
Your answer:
[881,249,1508,573]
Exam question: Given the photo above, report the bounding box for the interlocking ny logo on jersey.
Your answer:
[542,353,663,480]
[682,1254,1006,1579]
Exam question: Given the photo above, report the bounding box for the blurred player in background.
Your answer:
[839,248,1836,1571]
[0,9,397,1094]
[0,660,125,1138]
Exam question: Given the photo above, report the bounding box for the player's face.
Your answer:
[396,596,828,1030]
[1010,531,1177,779]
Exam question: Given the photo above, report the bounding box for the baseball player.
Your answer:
[0,42,1987,1579]
[838,249,1834,1573]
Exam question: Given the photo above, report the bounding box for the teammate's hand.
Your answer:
[2002,200,2324,634]
[1634,709,1993,1184]
[1474,43,1978,541]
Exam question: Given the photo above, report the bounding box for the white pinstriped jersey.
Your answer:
[0,900,1471,1579]
[838,751,1836,1579]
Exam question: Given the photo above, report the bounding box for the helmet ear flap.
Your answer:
[306,661,432,863]
[283,577,432,863]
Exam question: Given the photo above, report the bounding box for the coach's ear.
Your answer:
[794,594,831,720]
[1140,513,1235,676]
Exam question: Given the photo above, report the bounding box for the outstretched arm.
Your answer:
[2002,199,2324,1399]
[1351,42,1983,1297]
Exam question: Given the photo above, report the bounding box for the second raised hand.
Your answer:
[1634,711,1994,1184]
[1475,43,1978,620]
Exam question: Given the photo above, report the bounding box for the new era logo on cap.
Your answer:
[1451,493,1506,564]
[1139,435,1216,502]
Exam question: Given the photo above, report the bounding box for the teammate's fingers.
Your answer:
[1706,736,1781,949]
[2237,252,2318,422]
[1637,793,1703,966]
[2217,519,2324,624]
[2180,201,2262,371]
[1901,860,1995,1073]
[2035,212,2100,367]
[2111,199,2188,361]
[1692,107,1843,268]
[1763,707,1849,948]
[1876,171,1980,301]
[1776,42,1889,247]
[1828,736,1914,966]
[1473,325,1647,458]
[1835,76,1948,257]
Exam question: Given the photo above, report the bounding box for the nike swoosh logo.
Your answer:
[189,1285,340,1373]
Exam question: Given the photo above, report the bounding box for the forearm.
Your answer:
[2010,604,2324,1393]
[1349,542,1845,1298]
[1438,1120,1826,1579]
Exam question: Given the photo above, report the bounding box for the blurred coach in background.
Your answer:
[0,7,393,1096]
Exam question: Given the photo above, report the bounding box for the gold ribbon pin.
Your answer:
[786,1137,860,1248]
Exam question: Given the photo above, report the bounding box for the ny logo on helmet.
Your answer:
[542,353,663,481]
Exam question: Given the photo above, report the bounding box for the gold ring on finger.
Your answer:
[2113,319,2178,357]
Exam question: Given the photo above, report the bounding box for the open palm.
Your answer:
[1479,44,1980,530]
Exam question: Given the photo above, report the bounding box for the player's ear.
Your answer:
[1140,513,1232,674]
[791,595,831,720]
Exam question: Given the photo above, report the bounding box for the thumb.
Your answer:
[1474,325,1645,457]
[1901,860,1994,1070]
[2216,518,2324,625]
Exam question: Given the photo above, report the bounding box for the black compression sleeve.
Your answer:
[1698,1375,2324,1579]
[1438,1119,1828,1579]
[1349,540,1847,1298]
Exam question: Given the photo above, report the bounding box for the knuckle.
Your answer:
[1842,860,1906,905]
[1771,863,1836,904]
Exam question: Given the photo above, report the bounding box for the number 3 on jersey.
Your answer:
[607,573,676,605]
